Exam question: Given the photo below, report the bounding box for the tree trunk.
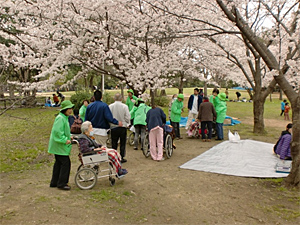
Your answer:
[178,72,184,94]
[160,89,167,96]
[204,82,208,97]
[252,94,265,134]
[120,83,124,100]
[9,84,14,98]
[0,85,4,98]
[89,75,94,91]
[150,89,155,107]
[279,89,283,100]
[285,97,300,187]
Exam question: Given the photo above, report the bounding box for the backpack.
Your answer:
[70,116,82,134]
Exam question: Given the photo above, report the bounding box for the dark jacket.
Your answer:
[188,94,202,111]
[85,100,118,129]
[77,134,101,153]
[275,131,292,160]
[197,102,217,122]
[146,107,166,131]
[68,115,83,128]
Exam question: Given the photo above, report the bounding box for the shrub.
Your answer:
[70,91,93,110]
[145,96,170,107]
[154,96,170,107]
[102,92,114,105]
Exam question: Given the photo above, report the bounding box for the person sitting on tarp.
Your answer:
[274,123,292,160]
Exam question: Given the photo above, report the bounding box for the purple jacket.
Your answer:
[275,133,291,160]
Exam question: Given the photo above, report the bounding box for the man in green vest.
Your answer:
[170,94,184,139]
[126,89,138,125]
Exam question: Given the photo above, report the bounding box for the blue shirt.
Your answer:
[146,107,166,131]
[281,102,285,110]
[85,101,118,129]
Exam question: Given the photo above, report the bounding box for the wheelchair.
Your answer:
[72,140,122,190]
[142,125,175,159]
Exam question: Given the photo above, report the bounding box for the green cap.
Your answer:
[177,94,184,99]
[60,100,74,111]
[127,89,134,94]
[218,93,228,101]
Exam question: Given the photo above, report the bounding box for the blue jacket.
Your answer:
[146,107,166,131]
[188,94,202,111]
[85,101,118,129]
[281,102,285,110]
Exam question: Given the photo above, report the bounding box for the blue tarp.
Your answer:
[166,116,241,127]
[232,87,253,91]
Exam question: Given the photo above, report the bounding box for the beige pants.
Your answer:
[185,112,198,129]
[94,134,108,147]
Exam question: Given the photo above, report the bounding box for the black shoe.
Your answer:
[133,147,138,150]
[121,159,127,163]
[215,138,223,141]
[50,184,57,188]
[58,185,71,190]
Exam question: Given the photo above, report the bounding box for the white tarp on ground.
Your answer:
[179,139,289,178]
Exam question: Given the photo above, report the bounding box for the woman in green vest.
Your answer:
[79,99,89,121]
[48,100,74,190]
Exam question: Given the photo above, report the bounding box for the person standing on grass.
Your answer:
[215,93,228,140]
[168,94,177,121]
[197,97,216,142]
[109,93,130,163]
[79,99,89,122]
[284,102,291,121]
[209,88,220,108]
[280,99,287,116]
[185,88,202,130]
[170,93,184,140]
[130,98,150,150]
[48,100,74,191]
[235,91,241,101]
[85,90,122,146]
[52,94,60,106]
[126,89,138,126]
[146,105,166,161]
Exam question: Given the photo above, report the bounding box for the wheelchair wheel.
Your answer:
[109,177,115,186]
[77,164,99,175]
[128,132,135,146]
[165,134,173,158]
[75,168,97,190]
[142,133,150,158]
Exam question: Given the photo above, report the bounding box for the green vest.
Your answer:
[170,99,183,122]
[48,112,72,156]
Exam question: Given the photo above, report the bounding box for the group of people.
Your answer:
[171,88,228,142]
[47,89,169,190]
[47,87,293,191]
[280,99,291,121]
[45,91,65,107]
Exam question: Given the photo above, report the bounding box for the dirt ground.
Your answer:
[0,127,299,225]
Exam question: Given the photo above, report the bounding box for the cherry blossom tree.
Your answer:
[143,0,299,186]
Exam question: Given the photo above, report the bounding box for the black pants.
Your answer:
[111,127,127,159]
[170,121,180,138]
[50,155,71,188]
[201,121,213,139]
[280,110,284,116]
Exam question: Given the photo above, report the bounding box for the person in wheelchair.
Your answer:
[76,121,128,176]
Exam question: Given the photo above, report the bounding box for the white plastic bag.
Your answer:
[228,130,240,142]
[234,131,241,141]
[228,130,235,142]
